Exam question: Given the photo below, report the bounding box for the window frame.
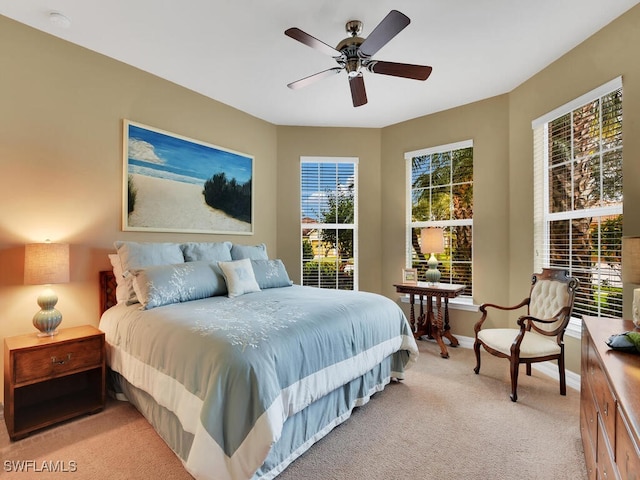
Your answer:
[532,77,623,335]
[405,140,474,297]
[300,156,359,290]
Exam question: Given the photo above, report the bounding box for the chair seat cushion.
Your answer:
[477,328,561,358]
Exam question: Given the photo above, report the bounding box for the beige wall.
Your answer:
[0,17,278,402]
[380,95,511,339]
[2,5,639,403]
[276,127,382,292]
[379,5,640,375]
[507,6,640,371]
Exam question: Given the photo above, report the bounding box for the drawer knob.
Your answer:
[51,353,72,365]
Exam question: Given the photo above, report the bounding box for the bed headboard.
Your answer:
[100,270,117,314]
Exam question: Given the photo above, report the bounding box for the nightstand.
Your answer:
[4,325,106,440]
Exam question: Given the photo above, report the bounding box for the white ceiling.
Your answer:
[2,1,638,128]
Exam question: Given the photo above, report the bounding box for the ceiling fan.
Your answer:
[285,10,432,107]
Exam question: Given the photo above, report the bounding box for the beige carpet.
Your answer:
[0,340,587,480]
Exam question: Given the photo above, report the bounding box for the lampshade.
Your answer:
[622,236,640,284]
[24,242,69,337]
[421,228,444,285]
[421,228,444,254]
[24,243,70,285]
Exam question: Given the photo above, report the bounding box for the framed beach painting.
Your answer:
[122,120,254,234]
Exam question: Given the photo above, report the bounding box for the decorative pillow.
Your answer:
[180,242,234,296]
[230,243,268,260]
[181,241,232,262]
[251,259,293,289]
[218,258,261,298]
[108,254,127,304]
[114,241,185,305]
[131,261,221,310]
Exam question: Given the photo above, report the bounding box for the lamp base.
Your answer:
[37,329,59,337]
[33,309,62,336]
[33,287,62,336]
[425,253,441,285]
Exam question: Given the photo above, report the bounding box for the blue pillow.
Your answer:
[131,261,223,309]
[114,241,185,305]
[251,259,293,289]
[231,243,268,260]
[181,241,232,262]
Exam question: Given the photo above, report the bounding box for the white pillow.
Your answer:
[114,241,185,304]
[218,258,261,298]
[108,254,127,304]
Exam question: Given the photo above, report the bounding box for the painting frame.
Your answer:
[402,268,418,285]
[122,120,254,235]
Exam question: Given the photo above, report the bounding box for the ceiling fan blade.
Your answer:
[349,74,367,107]
[367,61,433,81]
[285,28,342,57]
[359,10,410,57]
[287,67,343,90]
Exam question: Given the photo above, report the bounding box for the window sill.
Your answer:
[565,318,582,339]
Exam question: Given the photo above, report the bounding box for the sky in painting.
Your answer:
[127,123,252,186]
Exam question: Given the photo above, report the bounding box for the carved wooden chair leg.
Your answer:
[509,359,519,402]
[473,340,481,374]
[558,355,567,396]
[526,362,532,377]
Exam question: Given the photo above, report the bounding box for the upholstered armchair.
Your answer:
[473,268,579,402]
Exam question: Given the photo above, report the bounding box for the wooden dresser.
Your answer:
[581,316,640,480]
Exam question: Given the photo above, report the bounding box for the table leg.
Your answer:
[425,295,433,339]
[408,293,417,333]
[442,297,459,348]
[414,294,428,338]
[431,296,449,358]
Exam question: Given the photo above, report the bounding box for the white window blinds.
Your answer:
[533,77,623,319]
[300,157,358,290]
[405,140,473,295]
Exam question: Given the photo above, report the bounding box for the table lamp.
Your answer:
[622,236,640,328]
[24,242,70,336]
[421,227,444,285]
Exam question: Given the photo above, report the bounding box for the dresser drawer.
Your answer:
[580,385,597,457]
[580,402,597,480]
[597,416,617,480]
[616,407,640,480]
[588,342,616,451]
[13,336,103,384]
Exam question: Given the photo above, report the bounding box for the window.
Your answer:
[405,141,473,296]
[300,157,358,290]
[533,77,623,320]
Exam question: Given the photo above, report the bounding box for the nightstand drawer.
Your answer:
[13,336,103,384]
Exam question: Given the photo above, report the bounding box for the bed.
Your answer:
[98,241,419,480]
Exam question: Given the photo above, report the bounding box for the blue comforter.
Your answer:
[100,285,418,480]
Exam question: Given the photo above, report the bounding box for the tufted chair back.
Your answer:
[529,276,572,334]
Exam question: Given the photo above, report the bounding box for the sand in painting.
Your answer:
[127,173,250,232]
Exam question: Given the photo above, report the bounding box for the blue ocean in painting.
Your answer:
[127,124,252,185]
